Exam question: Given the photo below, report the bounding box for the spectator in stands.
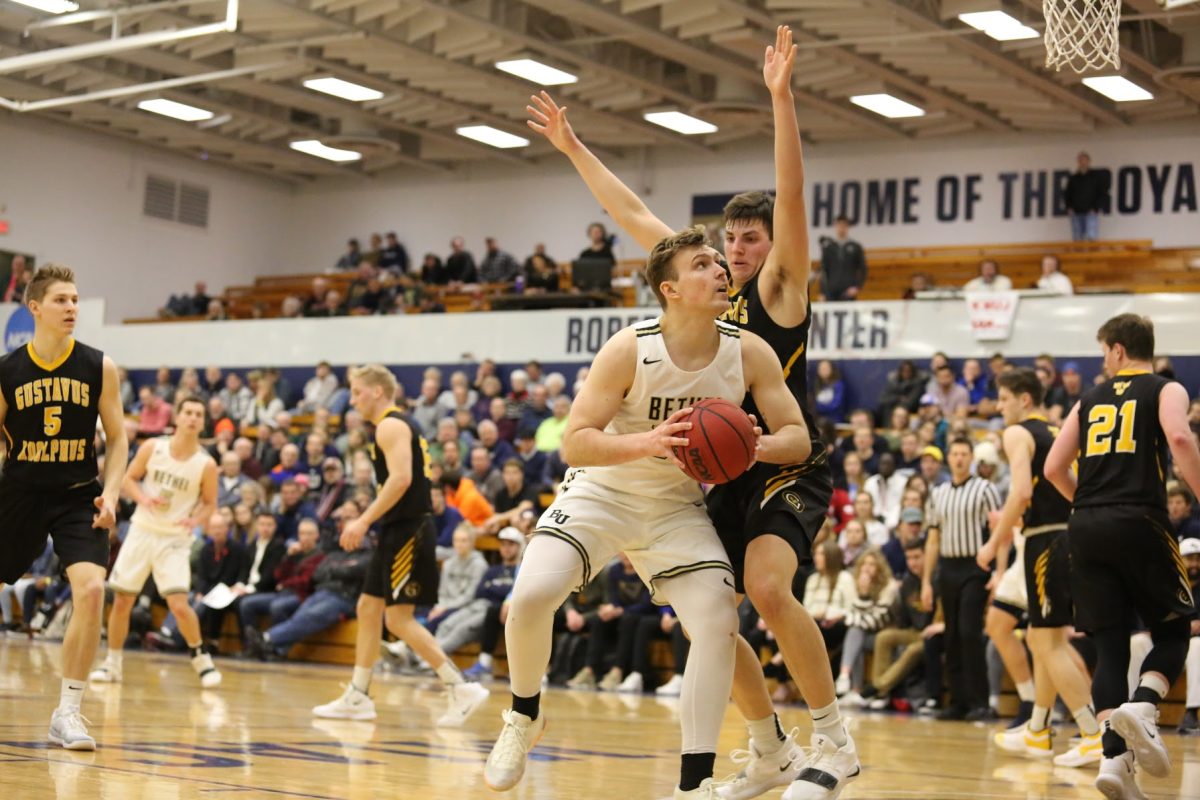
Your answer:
[423,525,488,637]
[270,444,303,486]
[836,548,896,704]
[1036,254,1074,295]
[152,367,175,402]
[438,371,478,412]
[301,277,330,317]
[473,376,503,422]
[963,259,1012,293]
[479,237,520,284]
[1169,486,1200,540]
[244,524,373,661]
[298,432,335,491]
[877,360,926,419]
[205,298,228,321]
[919,445,947,487]
[1034,356,1068,415]
[242,377,284,433]
[228,512,289,626]
[218,372,253,423]
[430,418,468,463]
[519,384,551,431]
[177,368,207,403]
[476,419,516,466]
[466,446,505,504]
[513,427,547,488]
[903,272,933,299]
[1049,360,1084,423]
[580,222,616,264]
[439,471,494,528]
[840,519,869,566]
[505,370,531,419]
[524,253,560,293]
[892,430,919,474]
[205,396,232,440]
[483,459,542,533]
[958,358,994,418]
[297,362,339,414]
[864,453,906,530]
[565,554,654,691]
[1065,151,1108,241]
[929,364,970,418]
[431,485,465,560]
[431,528,522,675]
[861,539,939,711]
[217,452,249,508]
[445,236,478,285]
[805,539,854,657]
[312,457,349,528]
[411,378,448,440]
[361,233,383,267]
[2,254,28,303]
[522,243,556,274]
[188,512,247,648]
[883,406,912,449]
[377,231,408,273]
[239,515,323,635]
[137,386,172,436]
[189,282,212,315]
[336,238,362,270]
[819,215,868,301]
[116,366,135,412]
[536,396,571,453]
[488,397,517,443]
[275,479,317,543]
[279,295,303,319]
[228,438,261,483]
[419,253,447,285]
[883,505,925,578]
[814,360,848,423]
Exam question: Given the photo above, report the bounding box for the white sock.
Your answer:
[1030,704,1051,733]
[746,714,785,755]
[351,666,372,695]
[436,660,464,687]
[810,701,848,748]
[108,651,123,670]
[478,652,493,670]
[989,693,1000,710]
[1072,704,1100,737]
[1016,680,1035,703]
[59,679,85,712]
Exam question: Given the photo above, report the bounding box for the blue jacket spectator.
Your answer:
[813,360,848,423]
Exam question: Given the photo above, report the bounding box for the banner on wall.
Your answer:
[964,292,1020,342]
[7,294,1197,370]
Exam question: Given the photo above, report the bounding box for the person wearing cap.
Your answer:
[1180,537,1200,734]
[513,426,548,487]
[919,445,948,488]
[883,506,926,579]
[972,440,1009,498]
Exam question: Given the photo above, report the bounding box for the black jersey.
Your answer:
[0,338,103,488]
[369,406,433,524]
[720,272,815,437]
[1020,415,1071,530]
[1074,371,1171,511]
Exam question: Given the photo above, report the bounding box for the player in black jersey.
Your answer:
[526,27,855,800]
[0,264,128,750]
[312,364,488,727]
[980,368,1100,767]
[1046,314,1200,798]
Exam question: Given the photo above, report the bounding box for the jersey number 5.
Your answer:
[43,406,61,436]
[1085,400,1137,457]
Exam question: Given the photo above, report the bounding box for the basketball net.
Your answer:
[1043,0,1121,72]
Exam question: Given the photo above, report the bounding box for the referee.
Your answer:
[921,438,1002,720]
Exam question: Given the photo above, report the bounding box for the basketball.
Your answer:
[672,398,757,485]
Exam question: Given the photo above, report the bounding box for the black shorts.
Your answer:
[1025,527,1073,628]
[0,475,109,584]
[990,598,1028,627]
[361,516,439,606]
[707,453,832,594]
[1068,505,1197,634]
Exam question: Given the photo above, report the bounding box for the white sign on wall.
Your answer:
[965,292,1021,342]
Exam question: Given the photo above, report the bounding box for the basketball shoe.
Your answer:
[88,658,122,684]
[48,708,95,751]
[192,652,222,688]
[484,709,546,791]
[1053,731,1102,767]
[313,685,377,720]
[1109,702,1170,778]
[716,727,803,800]
[669,778,722,798]
[993,723,1053,759]
[781,727,861,800]
[1095,751,1145,800]
[436,681,489,727]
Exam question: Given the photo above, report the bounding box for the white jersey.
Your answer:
[129,436,212,536]
[579,317,745,501]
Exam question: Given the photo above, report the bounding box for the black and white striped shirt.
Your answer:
[928,476,1002,558]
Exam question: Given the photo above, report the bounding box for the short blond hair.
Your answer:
[27,264,76,304]
[348,364,398,399]
[645,225,709,309]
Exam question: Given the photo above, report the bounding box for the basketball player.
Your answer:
[526,27,856,799]
[980,368,1101,766]
[89,395,221,688]
[312,365,489,727]
[0,264,129,750]
[484,225,811,799]
[1045,314,1200,798]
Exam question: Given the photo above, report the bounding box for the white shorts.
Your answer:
[993,554,1028,611]
[108,523,192,597]
[534,476,732,603]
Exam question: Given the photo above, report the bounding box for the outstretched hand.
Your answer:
[763,25,797,96]
[526,91,579,153]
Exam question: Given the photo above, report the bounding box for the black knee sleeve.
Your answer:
[1090,627,1131,713]
[1141,616,1192,685]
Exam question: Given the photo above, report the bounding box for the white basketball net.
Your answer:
[1043,0,1122,73]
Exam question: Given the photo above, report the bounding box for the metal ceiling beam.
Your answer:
[717,0,1014,133]
[516,0,908,139]
[862,0,1127,127]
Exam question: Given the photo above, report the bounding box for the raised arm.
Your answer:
[95,355,130,529]
[527,91,673,252]
[742,332,811,465]
[1045,401,1082,502]
[759,27,812,302]
[1160,381,1200,498]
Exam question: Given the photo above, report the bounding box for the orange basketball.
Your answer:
[672,398,757,484]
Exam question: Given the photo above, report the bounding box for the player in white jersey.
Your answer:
[484,227,813,799]
[90,396,221,688]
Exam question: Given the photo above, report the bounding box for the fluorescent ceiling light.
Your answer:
[9,0,79,12]
[850,93,926,118]
[495,58,577,86]
[137,98,214,122]
[289,139,363,162]
[302,77,384,102]
[643,110,718,135]
[958,11,1039,41]
[455,125,530,149]
[1082,75,1154,102]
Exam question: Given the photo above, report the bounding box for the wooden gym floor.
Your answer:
[1,640,1197,799]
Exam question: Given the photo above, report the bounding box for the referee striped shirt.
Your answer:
[928,476,1002,558]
